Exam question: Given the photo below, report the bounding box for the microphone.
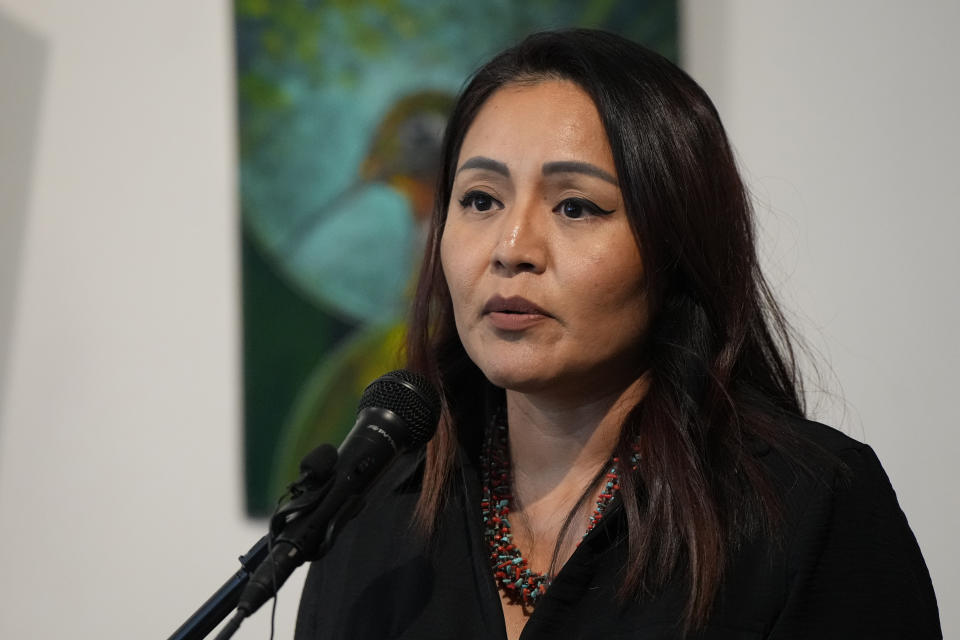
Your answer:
[236,369,441,618]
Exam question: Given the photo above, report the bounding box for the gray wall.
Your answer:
[685,1,958,632]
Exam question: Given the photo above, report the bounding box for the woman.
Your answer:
[296,29,940,639]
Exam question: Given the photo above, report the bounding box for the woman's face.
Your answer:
[440,80,649,402]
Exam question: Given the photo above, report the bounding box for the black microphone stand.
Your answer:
[167,535,270,640]
[168,446,339,640]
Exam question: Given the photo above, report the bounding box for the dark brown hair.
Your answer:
[406,28,808,631]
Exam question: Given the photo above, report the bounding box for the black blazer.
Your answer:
[295,419,941,639]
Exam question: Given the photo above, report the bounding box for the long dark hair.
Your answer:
[406,28,809,631]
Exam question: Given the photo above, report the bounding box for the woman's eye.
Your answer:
[554,198,614,219]
[458,190,500,212]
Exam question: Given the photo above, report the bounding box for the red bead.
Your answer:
[480,419,631,608]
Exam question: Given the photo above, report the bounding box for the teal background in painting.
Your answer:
[238,0,677,515]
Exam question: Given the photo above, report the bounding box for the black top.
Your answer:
[294,419,941,639]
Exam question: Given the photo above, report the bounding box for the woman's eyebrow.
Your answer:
[456,156,510,177]
[542,161,617,185]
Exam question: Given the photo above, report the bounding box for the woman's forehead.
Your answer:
[455,80,615,176]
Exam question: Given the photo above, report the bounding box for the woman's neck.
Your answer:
[505,374,649,509]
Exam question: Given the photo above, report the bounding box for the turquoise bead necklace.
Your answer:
[480,419,634,607]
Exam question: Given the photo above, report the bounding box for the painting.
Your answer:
[236,0,677,515]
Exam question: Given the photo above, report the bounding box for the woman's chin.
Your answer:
[477,365,552,395]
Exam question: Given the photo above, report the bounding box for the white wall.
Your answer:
[0,1,303,638]
[0,1,954,638]
[684,1,958,635]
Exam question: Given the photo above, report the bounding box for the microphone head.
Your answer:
[358,369,441,448]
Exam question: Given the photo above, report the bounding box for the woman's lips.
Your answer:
[483,295,551,331]
[487,311,548,331]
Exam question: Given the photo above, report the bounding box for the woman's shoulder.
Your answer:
[751,416,942,637]
[754,416,909,544]
[757,415,883,494]
[781,415,867,452]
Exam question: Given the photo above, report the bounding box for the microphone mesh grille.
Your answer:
[357,370,441,447]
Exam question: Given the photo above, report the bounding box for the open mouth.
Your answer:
[482,295,551,331]
[482,295,549,317]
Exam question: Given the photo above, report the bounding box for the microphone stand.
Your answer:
[167,536,270,640]
[168,446,339,640]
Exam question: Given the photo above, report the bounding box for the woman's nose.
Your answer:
[490,199,547,275]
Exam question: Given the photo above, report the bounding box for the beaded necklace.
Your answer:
[480,419,634,608]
